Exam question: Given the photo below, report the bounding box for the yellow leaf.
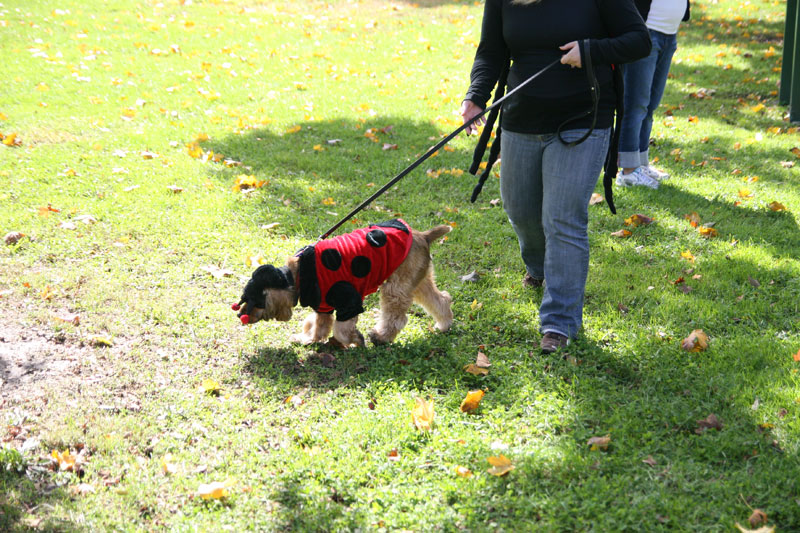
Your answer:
[459,390,485,413]
[768,201,786,211]
[463,364,489,376]
[455,466,472,478]
[738,188,752,198]
[681,329,709,352]
[51,449,76,471]
[91,335,114,347]
[681,250,695,263]
[698,226,718,238]
[623,214,653,227]
[201,379,221,396]
[470,299,483,311]
[486,454,514,476]
[232,174,267,192]
[196,481,229,500]
[321,197,336,206]
[285,125,301,134]
[187,143,202,158]
[411,397,434,432]
[162,454,178,474]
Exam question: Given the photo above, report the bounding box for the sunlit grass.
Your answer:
[1,0,800,531]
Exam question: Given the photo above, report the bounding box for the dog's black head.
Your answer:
[234,264,295,324]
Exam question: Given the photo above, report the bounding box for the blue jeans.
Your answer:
[618,29,678,169]
[500,127,611,339]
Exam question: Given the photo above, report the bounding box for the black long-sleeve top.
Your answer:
[465,0,652,134]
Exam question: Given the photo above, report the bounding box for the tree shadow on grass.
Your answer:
[0,476,78,533]
[199,116,480,241]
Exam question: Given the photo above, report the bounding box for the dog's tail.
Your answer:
[422,224,452,244]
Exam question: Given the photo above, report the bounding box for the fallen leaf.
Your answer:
[51,449,77,471]
[460,390,485,413]
[412,397,434,431]
[695,413,722,434]
[4,231,25,245]
[486,454,514,476]
[681,329,709,352]
[382,143,398,150]
[748,276,760,288]
[162,454,178,475]
[52,312,80,326]
[589,193,604,205]
[767,201,786,211]
[284,395,303,407]
[460,271,480,283]
[455,465,472,478]
[735,524,774,533]
[681,250,696,263]
[684,212,702,227]
[463,364,489,376]
[140,150,159,159]
[793,349,800,362]
[698,226,718,238]
[167,185,183,193]
[196,481,230,500]
[624,214,654,227]
[71,483,95,496]
[642,455,657,466]
[200,265,234,279]
[201,379,221,396]
[232,174,267,192]
[610,229,632,238]
[90,335,113,347]
[475,351,491,368]
[587,435,611,451]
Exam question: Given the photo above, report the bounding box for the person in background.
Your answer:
[616,0,691,188]
[460,0,650,353]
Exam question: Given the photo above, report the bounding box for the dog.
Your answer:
[233,219,453,347]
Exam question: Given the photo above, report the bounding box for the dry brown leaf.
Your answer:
[748,509,768,528]
[610,229,632,238]
[475,351,491,368]
[587,435,611,451]
[589,193,604,205]
[695,413,723,434]
[4,231,25,245]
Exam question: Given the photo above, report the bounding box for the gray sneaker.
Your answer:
[616,167,659,189]
[642,165,670,181]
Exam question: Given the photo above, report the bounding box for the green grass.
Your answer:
[1,0,799,530]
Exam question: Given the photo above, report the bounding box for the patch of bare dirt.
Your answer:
[0,299,100,409]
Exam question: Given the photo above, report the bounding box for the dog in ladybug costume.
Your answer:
[233,219,453,347]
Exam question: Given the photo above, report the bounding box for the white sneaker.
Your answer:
[641,165,670,181]
[616,167,659,189]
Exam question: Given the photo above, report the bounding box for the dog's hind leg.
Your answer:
[289,312,334,345]
[412,268,453,333]
[332,317,365,348]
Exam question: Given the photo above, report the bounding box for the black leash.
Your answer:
[318,59,561,241]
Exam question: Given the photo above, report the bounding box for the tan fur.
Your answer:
[243,224,453,348]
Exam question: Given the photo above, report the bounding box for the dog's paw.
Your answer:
[368,329,390,346]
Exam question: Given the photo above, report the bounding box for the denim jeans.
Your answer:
[618,29,678,169]
[500,127,611,338]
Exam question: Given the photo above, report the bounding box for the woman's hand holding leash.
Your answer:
[460,100,486,136]
[559,41,582,68]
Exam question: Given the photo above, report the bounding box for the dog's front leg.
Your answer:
[332,317,365,348]
[289,312,334,345]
